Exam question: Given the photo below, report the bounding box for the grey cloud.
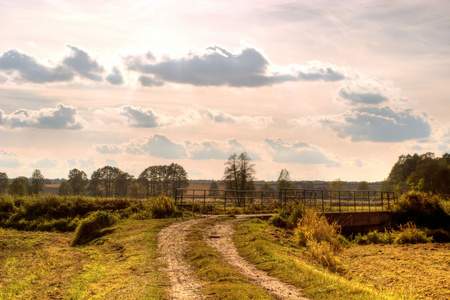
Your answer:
[106,67,124,85]
[119,105,159,128]
[128,46,301,87]
[63,45,104,81]
[298,66,346,82]
[0,49,74,83]
[96,144,122,154]
[338,89,388,105]
[265,138,332,164]
[186,139,260,160]
[1,104,86,130]
[325,106,431,142]
[139,75,164,87]
[125,134,187,159]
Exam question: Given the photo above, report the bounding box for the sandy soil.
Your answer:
[157,218,206,299]
[205,217,308,300]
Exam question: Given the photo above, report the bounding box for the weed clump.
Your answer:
[352,222,432,245]
[294,208,343,269]
[71,211,118,246]
[269,202,306,229]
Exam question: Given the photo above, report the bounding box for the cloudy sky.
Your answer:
[1,0,449,182]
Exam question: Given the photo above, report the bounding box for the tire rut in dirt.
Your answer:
[158,218,206,299]
[205,218,308,300]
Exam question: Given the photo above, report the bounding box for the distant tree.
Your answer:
[387,152,450,195]
[88,169,103,197]
[0,172,9,194]
[115,171,134,197]
[302,181,314,190]
[16,176,30,194]
[330,178,344,190]
[30,169,45,194]
[9,179,27,195]
[223,152,256,191]
[209,181,219,196]
[277,169,295,191]
[58,181,73,196]
[139,163,188,197]
[357,181,370,191]
[68,168,88,195]
[260,182,273,197]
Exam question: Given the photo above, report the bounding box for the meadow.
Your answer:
[0,193,449,299]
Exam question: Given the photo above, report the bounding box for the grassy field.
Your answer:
[0,218,177,299]
[233,218,450,300]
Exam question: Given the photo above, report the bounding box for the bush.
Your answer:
[272,202,306,229]
[394,222,432,244]
[425,228,450,243]
[71,211,118,246]
[393,191,450,229]
[268,214,287,228]
[148,196,177,218]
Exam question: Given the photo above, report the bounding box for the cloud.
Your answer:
[0,104,86,130]
[125,134,188,159]
[186,139,257,160]
[63,45,104,81]
[30,157,58,168]
[106,67,124,85]
[0,49,74,83]
[324,106,431,142]
[126,46,353,87]
[0,150,22,168]
[335,78,406,106]
[196,105,273,128]
[265,138,333,164]
[139,75,164,87]
[95,144,122,154]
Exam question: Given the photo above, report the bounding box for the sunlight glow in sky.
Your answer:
[1,0,449,181]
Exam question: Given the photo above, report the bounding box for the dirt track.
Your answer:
[158,218,206,299]
[205,217,307,299]
[158,216,307,299]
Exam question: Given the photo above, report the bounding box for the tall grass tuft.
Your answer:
[269,202,306,229]
[71,211,118,246]
[148,196,178,218]
[294,207,343,269]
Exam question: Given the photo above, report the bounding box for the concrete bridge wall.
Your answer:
[324,211,392,233]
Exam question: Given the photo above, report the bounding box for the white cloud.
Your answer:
[0,104,86,130]
[95,144,122,154]
[0,150,22,168]
[30,157,58,168]
[264,138,333,164]
[124,135,188,159]
[323,106,431,142]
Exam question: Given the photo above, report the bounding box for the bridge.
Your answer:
[175,188,397,232]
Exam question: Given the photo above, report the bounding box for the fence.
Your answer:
[175,188,397,214]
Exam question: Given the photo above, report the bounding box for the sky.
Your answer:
[1,0,449,182]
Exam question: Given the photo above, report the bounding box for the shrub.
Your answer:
[268,214,287,228]
[306,240,341,269]
[148,196,177,218]
[425,228,450,243]
[272,202,306,229]
[71,211,118,246]
[392,191,450,229]
[394,222,433,244]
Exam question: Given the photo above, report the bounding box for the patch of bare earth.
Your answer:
[158,218,206,299]
[205,217,308,300]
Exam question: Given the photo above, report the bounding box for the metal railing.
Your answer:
[175,188,397,214]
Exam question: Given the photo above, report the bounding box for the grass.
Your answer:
[184,216,273,299]
[234,218,395,300]
[0,218,178,299]
[340,243,450,299]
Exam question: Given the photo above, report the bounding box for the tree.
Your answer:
[302,181,314,190]
[16,176,30,194]
[9,178,27,195]
[0,172,9,194]
[223,152,256,191]
[357,181,370,191]
[209,181,219,196]
[30,169,45,194]
[139,163,188,197]
[68,168,88,195]
[58,181,73,196]
[277,168,295,191]
[330,178,344,190]
[115,171,134,197]
[88,169,103,197]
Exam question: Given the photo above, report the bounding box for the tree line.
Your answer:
[0,163,189,198]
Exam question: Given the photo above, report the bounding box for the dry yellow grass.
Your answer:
[339,243,450,299]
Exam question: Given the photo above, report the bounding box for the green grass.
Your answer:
[234,218,394,300]
[0,219,178,299]
[185,217,273,299]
